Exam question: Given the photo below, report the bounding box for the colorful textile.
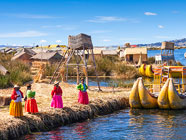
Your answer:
[78,91,89,104]
[51,86,63,96]
[77,83,88,92]
[11,89,24,100]
[27,90,35,98]
[9,100,23,117]
[25,98,38,113]
[51,95,63,108]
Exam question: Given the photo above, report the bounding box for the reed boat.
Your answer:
[139,64,154,78]
[138,78,158,108]
[168,78,186,109]
[129,77,158,109]
[157,79,170,109]
[139,64,146,76]
[129,78,142,108]
[145,65,154,77]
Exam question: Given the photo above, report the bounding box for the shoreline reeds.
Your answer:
[0,97,129,140]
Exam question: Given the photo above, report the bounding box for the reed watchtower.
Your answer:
[50,33,101,91]
[155,42,175,65]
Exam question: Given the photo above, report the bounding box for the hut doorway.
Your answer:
[129,55,133,62]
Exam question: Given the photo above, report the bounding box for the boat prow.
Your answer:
[145,65,154,77]
[157,79,170,109]
[129,78,141,108]
[168,78,186,109]
[139,64,146,76]
[138,78,158,108]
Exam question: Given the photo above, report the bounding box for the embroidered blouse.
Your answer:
[27,90,36,98]
[77,83,88,92]
[51,86,63,96]
[11,89,24,102]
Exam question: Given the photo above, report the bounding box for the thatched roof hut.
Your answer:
[31,52,62,64]
[120,47,147,63]
[11,48,36,63]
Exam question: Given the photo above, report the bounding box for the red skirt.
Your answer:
[78,91,89,104]
[25,98,38,113]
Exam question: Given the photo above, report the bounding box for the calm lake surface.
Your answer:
[20,109,186,140]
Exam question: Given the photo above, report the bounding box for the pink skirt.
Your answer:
[51,95,63,108]
[78,91,89,104]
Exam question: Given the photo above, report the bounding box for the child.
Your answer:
[77,78,89,104]
[9,85,24,117]
[25,84,38,114]
[51,81,63,108]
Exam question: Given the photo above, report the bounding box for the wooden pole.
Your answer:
[91,48,101,91]
[75,50,80,85]
[83,47,89,86]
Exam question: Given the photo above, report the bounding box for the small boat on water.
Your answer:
[129,77,158,109]
[130,66,186,109]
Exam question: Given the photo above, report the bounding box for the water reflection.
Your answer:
[74,121,90,140]
[20,109,186,140]
[128,109,186,139]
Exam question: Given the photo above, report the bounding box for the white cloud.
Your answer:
[158,25,164,28]
[56,40,62,43]
[40,40,47,43]
[5,13,62,19]
[144,12,157,16]
[87,16,126,23]
[0,31,47,38]
[103,39,111,42]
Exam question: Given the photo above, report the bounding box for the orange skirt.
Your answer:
[25,98,38,113]
[9,100,23,117]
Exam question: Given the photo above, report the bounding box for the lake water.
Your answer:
[20,108,186,140]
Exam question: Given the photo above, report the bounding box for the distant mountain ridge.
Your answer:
[138,38,186,47]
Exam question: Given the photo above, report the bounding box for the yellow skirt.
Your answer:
[9,100,23,117]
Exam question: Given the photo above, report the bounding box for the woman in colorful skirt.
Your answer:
[77,78,89,104]
[25,84,38,114]
[9,85,24,117]
[51,81,63,108]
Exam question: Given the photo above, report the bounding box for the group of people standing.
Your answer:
[9,78,89,117]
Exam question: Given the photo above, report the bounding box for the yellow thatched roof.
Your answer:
[124,47,147,55]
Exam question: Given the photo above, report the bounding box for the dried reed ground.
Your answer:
[0,82,130,140]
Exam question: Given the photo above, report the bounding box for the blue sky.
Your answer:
[0,0,186,46]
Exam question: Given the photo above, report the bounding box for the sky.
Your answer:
[0,0,186,46]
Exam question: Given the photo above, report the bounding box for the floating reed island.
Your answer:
[0,82,129,140]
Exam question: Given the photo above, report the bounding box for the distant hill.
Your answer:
[138,38,186,47]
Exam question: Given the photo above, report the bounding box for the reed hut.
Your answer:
[31,52,62,65]
[11,48,36,63]
[121,47,147,63]
[101,50,118,57]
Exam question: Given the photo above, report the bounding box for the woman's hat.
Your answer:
[14,85,19,88]
[54,81,60,85]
